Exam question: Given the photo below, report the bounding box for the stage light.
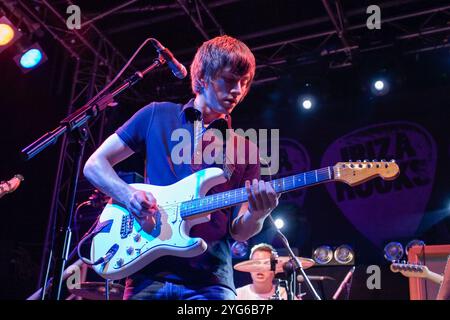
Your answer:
[231,241,249,258]
[274,218,284,229]
[313,245,333,265]
[298,96,314,110]
[334,245,355,264]
[19,48,42,68]
[0,23,14,45]
[371,78,390,96]
[383,242,404,262]
[0,16,22,53]
[374,80,384,91]
[13,42,47,73]
[405,239,425,256]
[302,99,312,109]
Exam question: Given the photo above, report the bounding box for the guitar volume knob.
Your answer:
[133,233,141,242]
[116,258,124,268]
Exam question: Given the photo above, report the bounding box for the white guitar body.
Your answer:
[89,160,400,280]
[91,167,227,280]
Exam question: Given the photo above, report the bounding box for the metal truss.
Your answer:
[107,0,450,87]
[0,0,145,293]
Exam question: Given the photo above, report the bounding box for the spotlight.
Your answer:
[334,245,355,264]
[19,48,42,68]
[298,96,313,110]
[302,99,312,110]
[13,42,47,73]
[274,218,284,230]
[0,23,14,45]
[374,80,384,91]
[405,239,425,256]
[231,241,249,258]
[371,78,390,96]
[0,16,22,53]
[313,245,333,265]
[383,242,404,262]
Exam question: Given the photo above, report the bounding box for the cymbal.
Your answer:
[234,256,315,273]
[68,282,125,300]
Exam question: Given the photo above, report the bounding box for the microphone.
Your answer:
[150,39,187,79]
[297,275,335,282]
[332,266,356,300]
[88,189,109,208]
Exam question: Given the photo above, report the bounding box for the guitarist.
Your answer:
[83,35,279,300]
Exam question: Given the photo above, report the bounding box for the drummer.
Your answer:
[236,243,297,300]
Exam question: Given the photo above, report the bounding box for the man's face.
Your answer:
[250,250,275,285]
[203,65,251,115]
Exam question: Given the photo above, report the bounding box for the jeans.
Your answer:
[123,279,236,300]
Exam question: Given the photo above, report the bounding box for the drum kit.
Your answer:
[234,256,315,273]
[65,255,330,300]
[234,255,335,300]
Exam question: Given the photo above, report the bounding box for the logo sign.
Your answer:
[321,122,437,247]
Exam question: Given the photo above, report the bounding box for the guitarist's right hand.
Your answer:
[127,188,158,233]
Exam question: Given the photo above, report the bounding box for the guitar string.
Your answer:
[123,165,390,215]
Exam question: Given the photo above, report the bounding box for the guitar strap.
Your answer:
[193,114,235,181]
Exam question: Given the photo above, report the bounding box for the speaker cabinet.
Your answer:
[408,244,450,300]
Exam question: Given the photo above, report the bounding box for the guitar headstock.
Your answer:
[390,262,430,279]
[333,160,400,186]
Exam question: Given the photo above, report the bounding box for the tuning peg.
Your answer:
[390,159,396,162]
[357,160,361,162]
[372,159,378,162]
[363,159,368,162]
[381,159,386,162]
[349,160,353,162]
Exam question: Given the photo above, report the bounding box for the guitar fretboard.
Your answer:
[180,166,334,219]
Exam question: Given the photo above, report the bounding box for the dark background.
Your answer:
[0,0,449,299]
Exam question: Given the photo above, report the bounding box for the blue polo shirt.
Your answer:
[116,99,260,293]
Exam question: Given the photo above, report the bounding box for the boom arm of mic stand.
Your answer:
[21,57,164,161]
[268,215,322,300]
[21,56,164,300]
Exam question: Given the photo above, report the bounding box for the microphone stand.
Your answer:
[268,215,322,300]
[22,54,165,300]
[260,156,321,300]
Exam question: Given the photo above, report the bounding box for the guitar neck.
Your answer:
[180,166,334,219]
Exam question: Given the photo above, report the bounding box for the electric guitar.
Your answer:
[90,160,400,280]
[0,174,24,199]
[390,262,443,284]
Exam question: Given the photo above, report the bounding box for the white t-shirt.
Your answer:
[236,284,288,300]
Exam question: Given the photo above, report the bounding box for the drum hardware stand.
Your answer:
[267,215,322,300]
[22,38,168,300]
[260,156,321,300]
[270,278,284,300]
[105,279,111,300]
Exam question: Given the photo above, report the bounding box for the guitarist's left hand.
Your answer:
[245,179,279,219]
